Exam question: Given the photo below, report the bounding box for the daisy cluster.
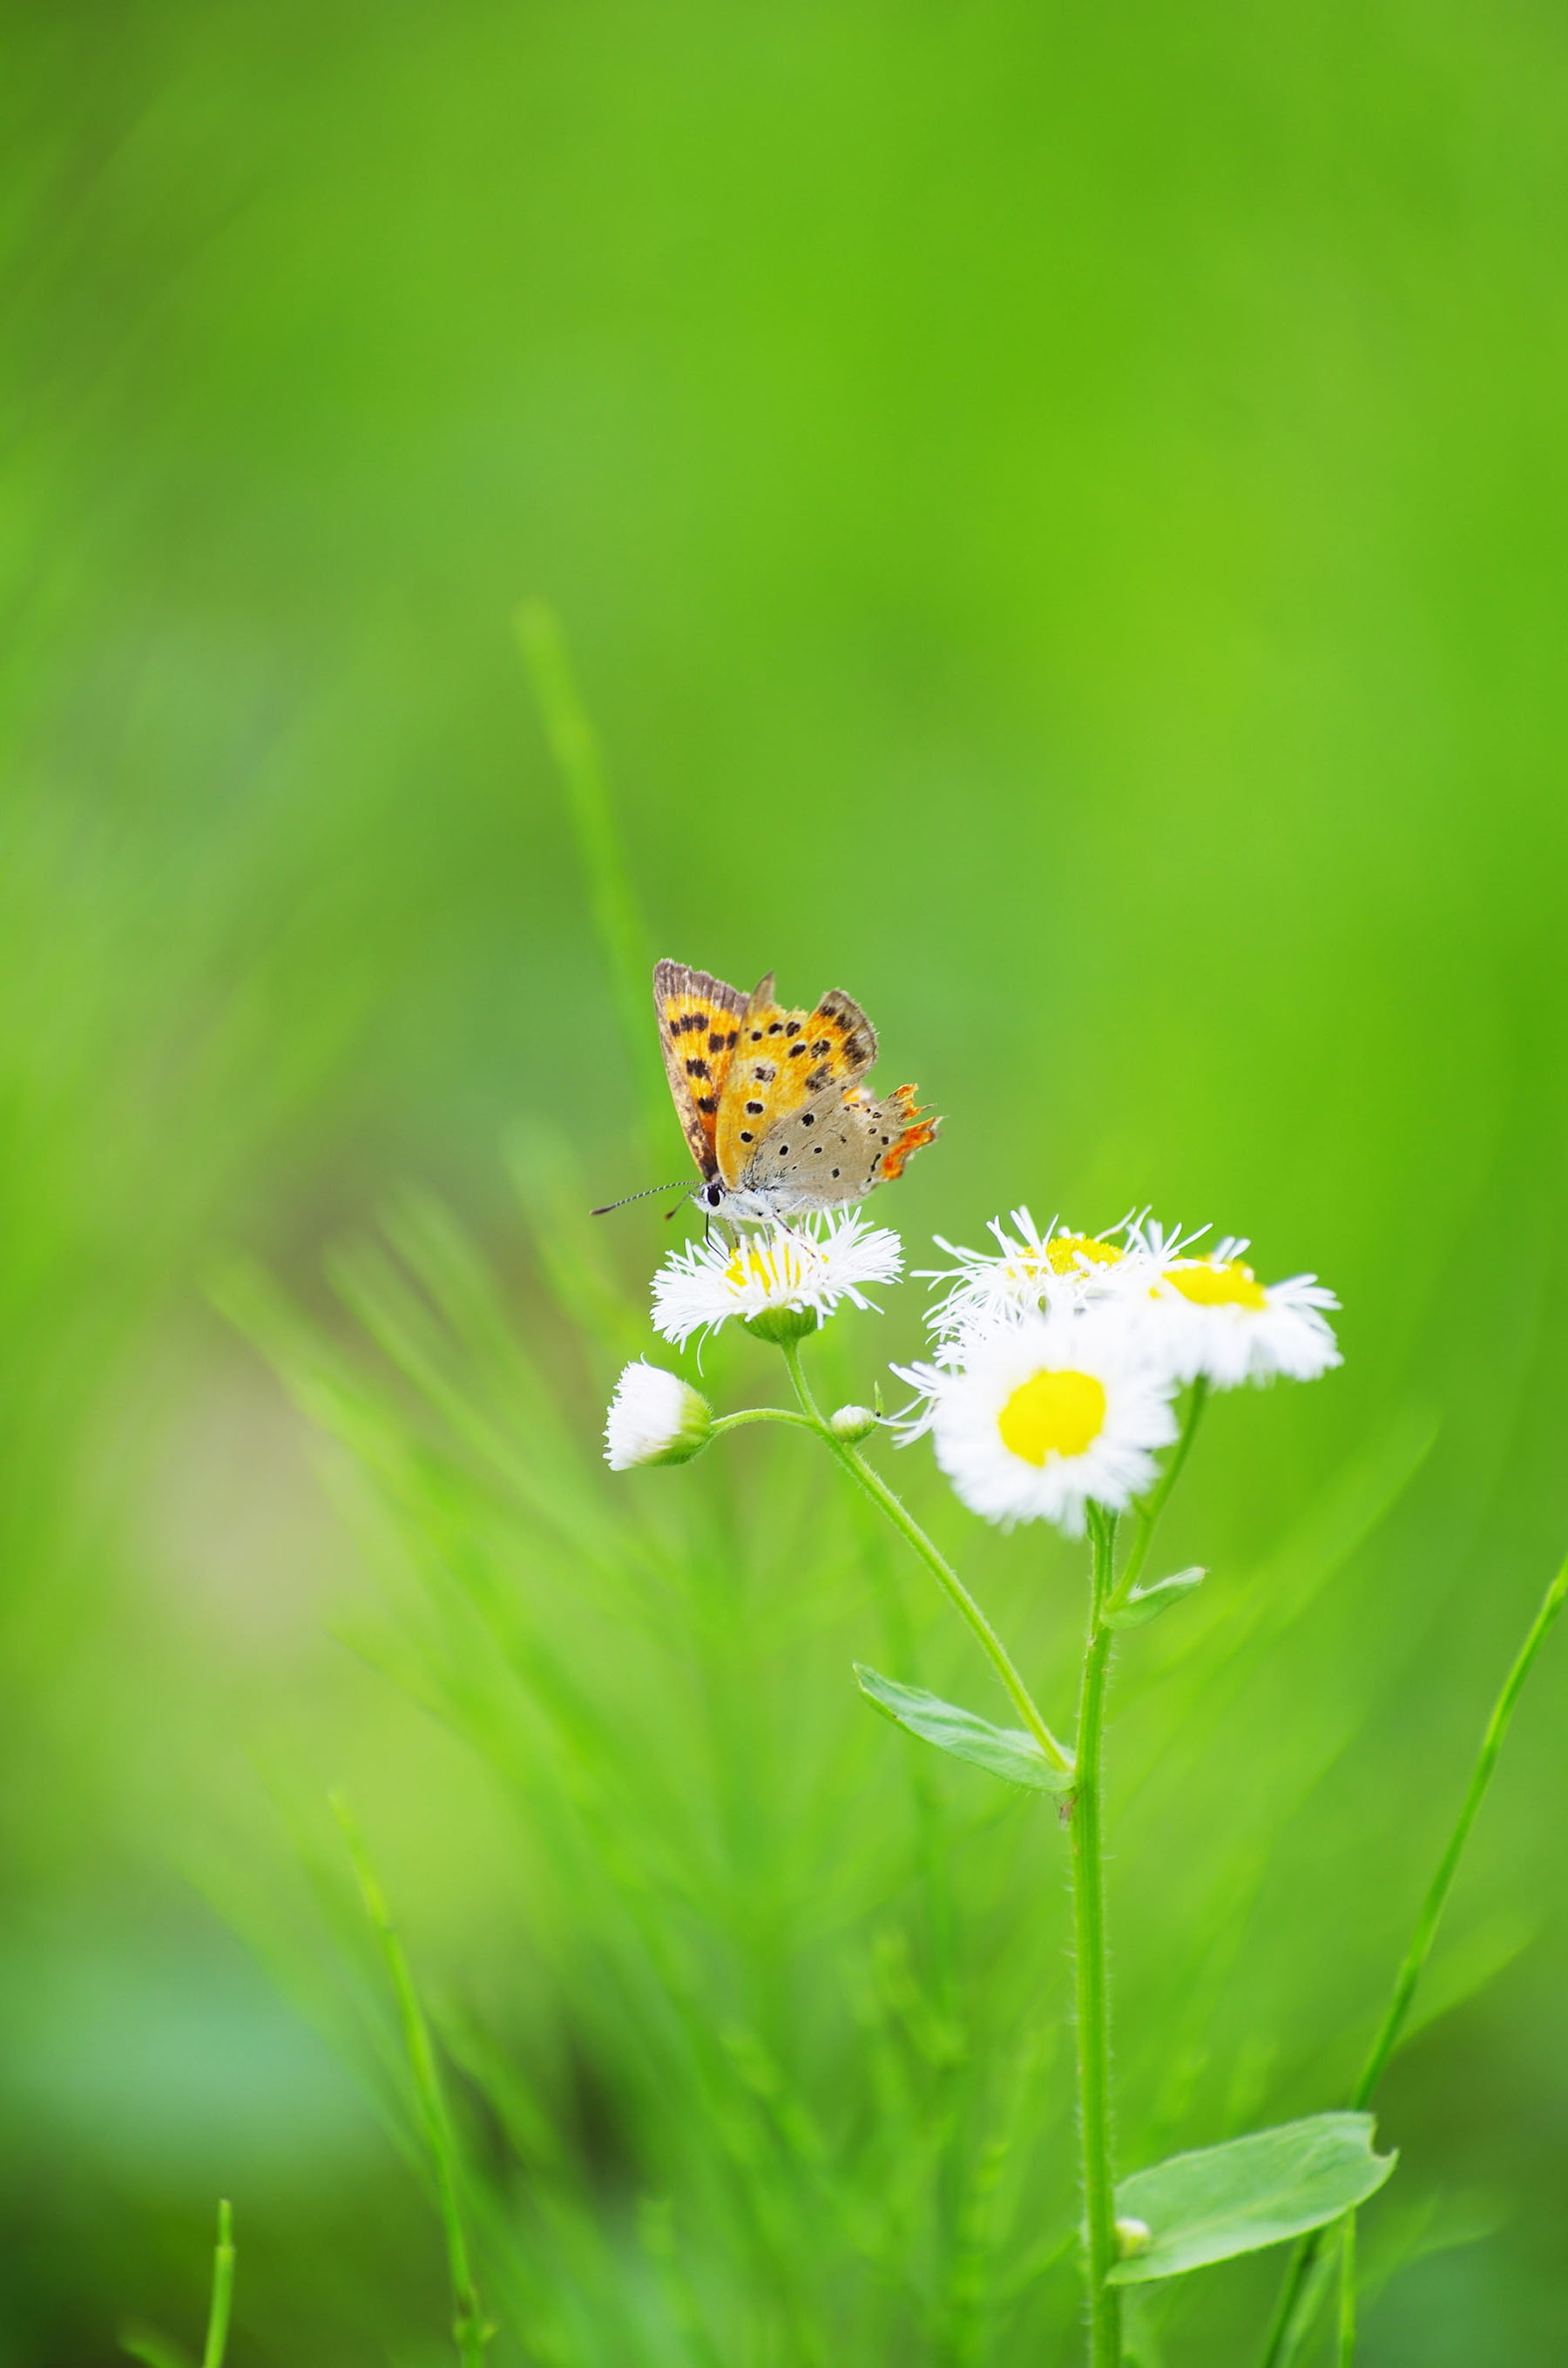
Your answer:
[893,1209,1340,1534]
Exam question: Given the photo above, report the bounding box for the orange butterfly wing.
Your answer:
[873,1082,940,1178]
[714,973,878,1187]
[653,959,747,1179]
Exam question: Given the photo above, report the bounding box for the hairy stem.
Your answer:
[1336,2213,1356,2368]
[1072,1507,1121,2368]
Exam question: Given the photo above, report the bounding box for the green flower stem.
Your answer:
[1072,1506,1121,2368]
[778,1338,1074,1775]
[710,1406,820,1437]
[334,1795,490,2368]
[1336,2212,1356,2368]
[1260,1547,1568,2368]
[202,2200,235,2368]
[1105,1377,1208,1616]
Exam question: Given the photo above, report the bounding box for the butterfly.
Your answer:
[650,959,940,1225]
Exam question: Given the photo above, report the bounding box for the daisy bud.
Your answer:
[604,1360,713,1471]
[829,1404,879,1443]
[1114,2217,1152,2260]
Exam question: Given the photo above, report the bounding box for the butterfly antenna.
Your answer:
[591,1181,693,1217]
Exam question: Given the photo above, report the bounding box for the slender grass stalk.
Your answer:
[778,1338,1073,1773]
[333,1794,490,2368]
[1260,1549,1568,2366]
[201,2200,235,2368]
[118,2202,235,2368]
[515,599,668,1160]
[1071,1507,1121,2368]
[1335,2211,1355,2367]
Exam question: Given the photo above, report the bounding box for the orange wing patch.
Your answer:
[878,1083,940,1179]
[714,974,878,1187]
[654,959,747,1178]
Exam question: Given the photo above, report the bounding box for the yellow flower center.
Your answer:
[1167,1259,1267,1311]
[1045,1233,1120,1275]
[724,1239,813,1296]
[997,1368,1107,1465]
[1001,1234,1120,1289]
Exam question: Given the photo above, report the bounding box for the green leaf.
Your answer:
[1106,2112,1396,2284]
[853,1665,1074,1792]
[1103,1566,1206,1630]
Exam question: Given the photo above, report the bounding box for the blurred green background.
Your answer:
[6,3,1568,2361]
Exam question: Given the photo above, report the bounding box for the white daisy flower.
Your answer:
[1131,1225,1342,1390]
[922,1207,1132,1345]
[651,1212,902,1350]
[892,1306,1180,1534]
[604,1360,714,1469]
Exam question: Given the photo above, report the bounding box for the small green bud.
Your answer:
[829,1404,879,1443]
[1114,2216,1152,2260]
[744,1304,819,1347]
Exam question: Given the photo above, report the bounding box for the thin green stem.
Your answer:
[1336,2212,1356,2368]
[201,2200,235,2368]
[1071,1507,1121,2368]
[779,1339,1074,1773]
[334,1795,490,2368]
[1260,1549,1568,2367]
[1107,1378,1208,1614]
[710,1405,819,1437]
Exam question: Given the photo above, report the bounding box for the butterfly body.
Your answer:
[654,959,939,1225]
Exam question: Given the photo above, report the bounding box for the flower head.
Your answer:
[922,1207,1135,1346]
[604,1360,713,1470]
[893,1305,1179,1533]
[651,1211,902,1350]
[1130,1224,1342,1390]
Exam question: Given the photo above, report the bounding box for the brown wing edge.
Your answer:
[653,959,748,1179]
